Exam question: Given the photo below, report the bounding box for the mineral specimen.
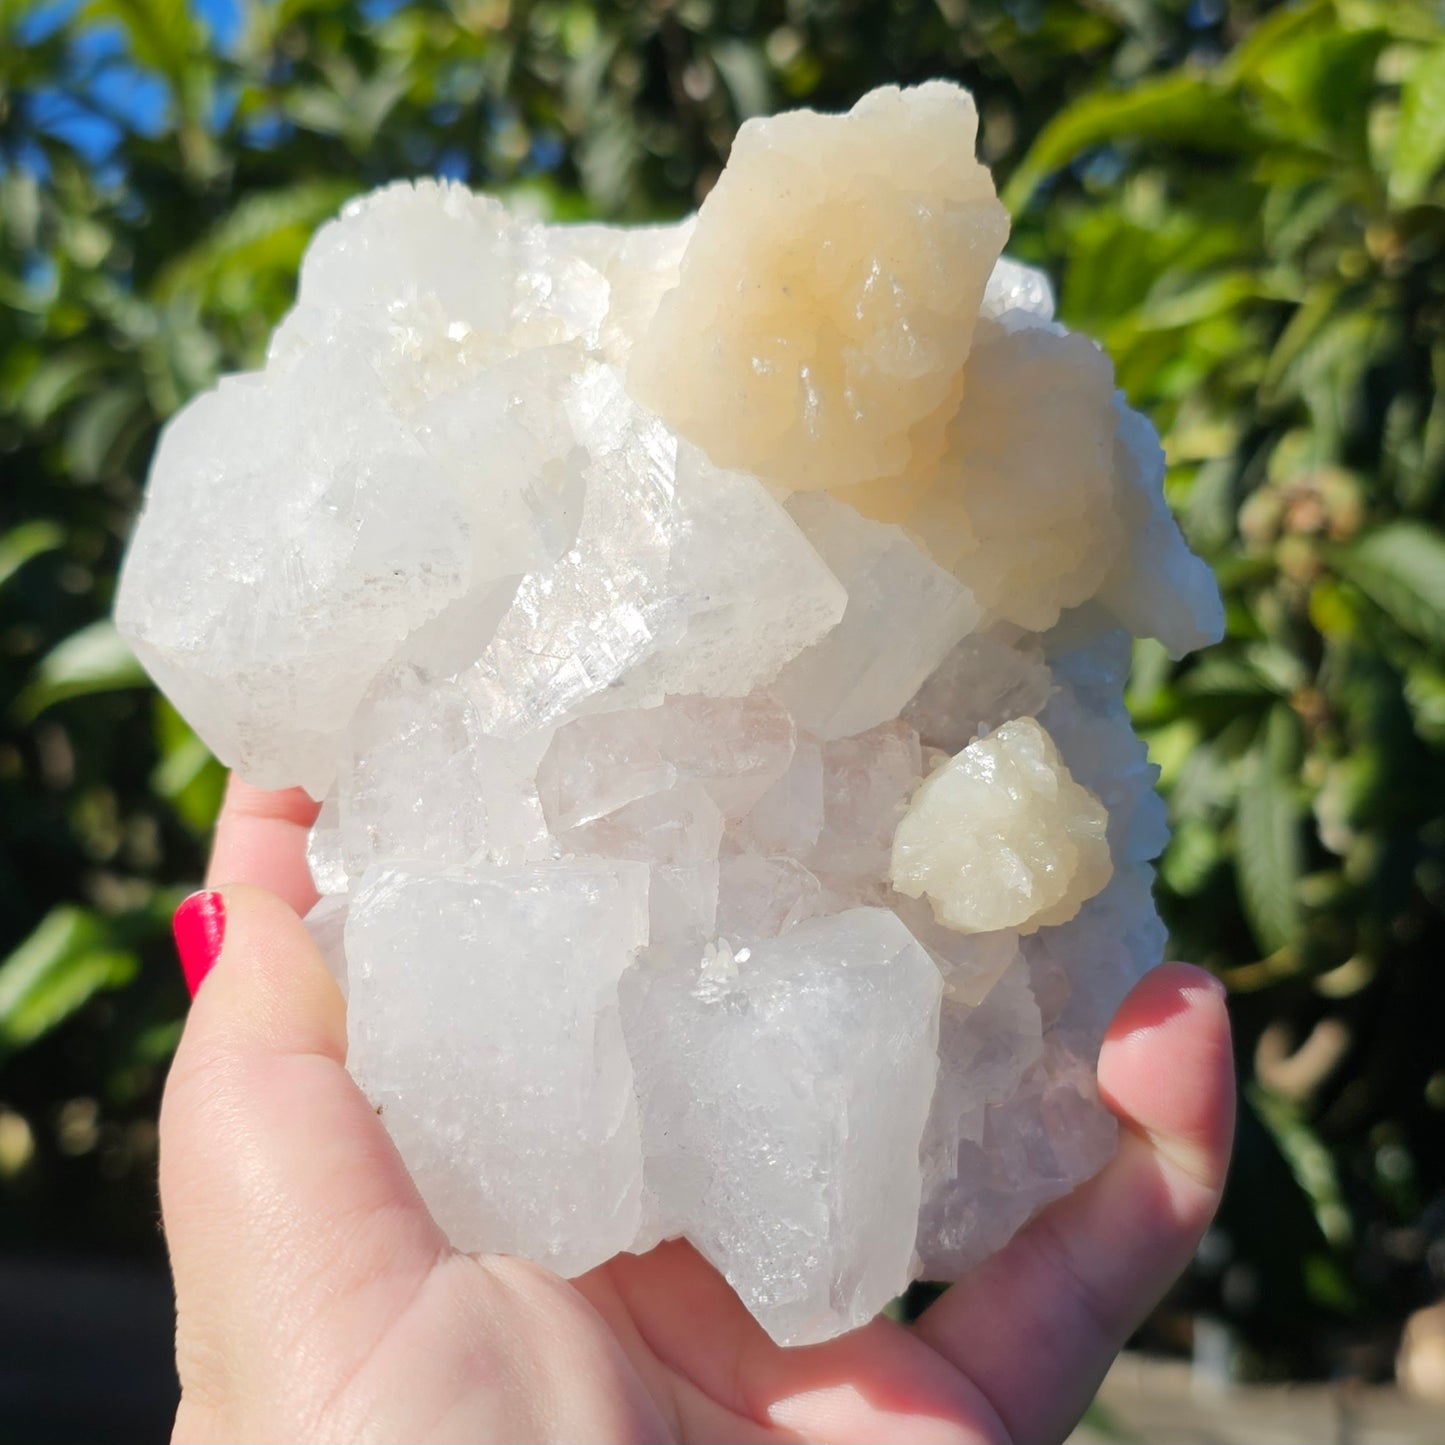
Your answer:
[116,80,1223,1346]
[888,717,1114,935]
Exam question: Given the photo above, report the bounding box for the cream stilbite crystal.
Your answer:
[629,82,1008,495]
[905,321,1125,630]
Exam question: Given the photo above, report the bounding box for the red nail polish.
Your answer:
[174,891,226,997]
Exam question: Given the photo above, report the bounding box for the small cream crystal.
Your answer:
[890,717,1114,934]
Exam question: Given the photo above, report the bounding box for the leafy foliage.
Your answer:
[2,0,1442,1377]
[1013,0,1445,1373]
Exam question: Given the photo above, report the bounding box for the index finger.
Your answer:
[206,774,321,916]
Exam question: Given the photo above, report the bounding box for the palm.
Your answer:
[163,781,1233,1445]
[579,1246,1008,1442]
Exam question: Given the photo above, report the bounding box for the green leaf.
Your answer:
[1391,42,1445,206]
[1262,280,1343,400]
[1161,815,1226,896]
[1249,1082,1353,1247]
[1334,521,1445,648]
[0,906,138,1057]
[0,519,63,589]
[1180,653,1280,699]
[282,85,355,140]
[1243,639,1311,696]
[152,180,356,303]
[0,165,41,249]
[16,619,149,721]
[83,0,201,87]
[1241,24,1388,160]
[1262,175,1347,261]
[710,39,771,120]
[1134,270,1258,332]
[1236,705,1305,955]
[1223,0,1334,88]
[1005,73,1265,211]
[1404,659,1445,745]
[62,385,146,482]
[14,347,107,428]
[152,697,225,835]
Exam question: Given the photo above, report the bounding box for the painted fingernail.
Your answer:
[1174,962,1228,999]
[174,891,226,997]
[1192,966,1228,999]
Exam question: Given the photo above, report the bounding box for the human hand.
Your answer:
[161,777,1235,1444]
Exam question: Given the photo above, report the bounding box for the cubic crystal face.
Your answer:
[621,910,943,1344]
[346,861,649,1277]
[116,81,1223,1346]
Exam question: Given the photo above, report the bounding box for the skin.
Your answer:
[161,775,1236,1444]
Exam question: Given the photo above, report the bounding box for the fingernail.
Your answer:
[1180,963,1228,1000]
[174,891,226,997]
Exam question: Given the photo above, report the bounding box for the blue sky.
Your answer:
[18,0,243,165]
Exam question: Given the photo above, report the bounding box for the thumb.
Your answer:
[160,886,447,1421]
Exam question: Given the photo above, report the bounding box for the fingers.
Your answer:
[587,1242,1006,1444]
[161,886,447,1417]
[912,963,1235,1445]
[207,775,321,915]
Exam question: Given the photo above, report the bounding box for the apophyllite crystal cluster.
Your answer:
[116,82,1223,1345]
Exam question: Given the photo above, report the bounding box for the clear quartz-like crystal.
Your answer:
[538,691,795,831]
[116,353,476,797]
[345,860,649,1277]
[902,625,1053,754]
[771,493,981,740]
[119,79,1223,1347]
[339,668,555,875]
[620,909,943,1344]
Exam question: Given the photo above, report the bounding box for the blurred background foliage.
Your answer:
[2,0,1443,1385]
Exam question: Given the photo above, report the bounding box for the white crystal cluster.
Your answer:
[117,82,1222,1346]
